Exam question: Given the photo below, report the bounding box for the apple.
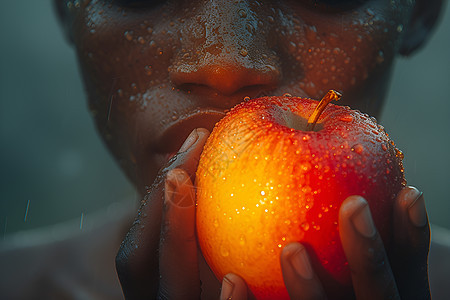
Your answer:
[195,91,405,299]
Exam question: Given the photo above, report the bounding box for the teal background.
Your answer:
[1,1,449,236]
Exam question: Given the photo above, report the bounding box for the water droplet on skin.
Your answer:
[288,41,297,53]
[124,31,133,41]
[220,245,230,257]
[306,25,317,42]
[246,23,255,34]
[376,50,385,64]
[352,144,364,154]
[238,9,247,18]
[145,65,152,76]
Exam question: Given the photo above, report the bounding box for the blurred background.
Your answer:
[1,1,449,237]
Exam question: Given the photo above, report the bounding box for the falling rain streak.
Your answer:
[80,212,84,230]
[24,200,30,222]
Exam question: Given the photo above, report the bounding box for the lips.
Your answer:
[154,108,226,159]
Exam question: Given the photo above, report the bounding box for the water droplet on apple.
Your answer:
[339,115,353,122]
[301,163,312,172]
[395,148,404,160]
[220,245,230,257]
[239,234,246,246]
[352,144,364,154]
[301,222,310,231]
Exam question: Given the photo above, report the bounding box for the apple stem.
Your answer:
[306,90,342,131]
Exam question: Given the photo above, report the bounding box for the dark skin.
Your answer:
[55,0,443,298]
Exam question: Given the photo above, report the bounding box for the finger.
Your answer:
[280,242,327,300]
[115,128,210,299]
[220,273,248,300]
[339,196,400,300]
[390,186,430,299]
[158,169,200,299]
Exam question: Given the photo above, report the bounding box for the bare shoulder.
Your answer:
[429,224,450,299]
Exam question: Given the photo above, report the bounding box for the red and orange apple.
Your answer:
[195,91,405,299]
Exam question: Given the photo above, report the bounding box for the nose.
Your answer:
[169,1,281,106]
[171,60,280,96]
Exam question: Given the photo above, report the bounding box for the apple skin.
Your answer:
[196,95,405,299]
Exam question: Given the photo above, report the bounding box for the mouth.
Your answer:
[154,108,227,160]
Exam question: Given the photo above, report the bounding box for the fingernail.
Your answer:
[290,246,314,280]
[351,203,376,238]
[164,172,177,206]
[165,169,195,208]
[179,129,199,153]
[408,192,427,227]
[220,276,234,300]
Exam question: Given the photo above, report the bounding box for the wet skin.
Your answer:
[56,0,415,193]
[53,0,441,298]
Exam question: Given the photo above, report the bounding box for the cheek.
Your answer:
[279,7,403,100]
[72,5,183,146]
[74,9,176,112]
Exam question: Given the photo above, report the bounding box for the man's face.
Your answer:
[59,0,413,192]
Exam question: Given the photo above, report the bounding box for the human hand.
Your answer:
[114,126,249,299]
[279,186,430,299]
